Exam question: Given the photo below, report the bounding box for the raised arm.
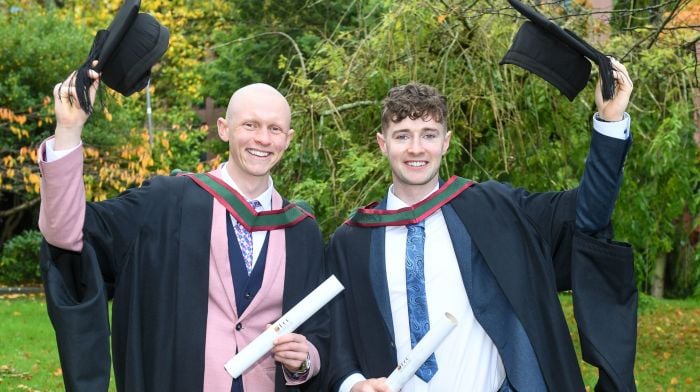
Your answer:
[576,58,634,234]
[38,66,100,251]
[573,58,638,391]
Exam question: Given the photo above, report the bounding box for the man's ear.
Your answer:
[376,132,388,156]
[442,130,452,154]
[285,128,295,149]
[217,117,229,142]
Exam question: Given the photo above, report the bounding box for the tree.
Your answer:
[0,6,89,245]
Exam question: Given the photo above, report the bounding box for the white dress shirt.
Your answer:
[384,184,505,391]
[340,184,506,392]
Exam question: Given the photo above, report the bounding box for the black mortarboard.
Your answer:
[75,0,170,114]
[500,0,615,102]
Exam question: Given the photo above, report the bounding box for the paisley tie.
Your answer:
[234,200,262,275]
[405,220,438,382]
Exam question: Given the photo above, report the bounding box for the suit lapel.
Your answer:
[368,199,395,342]
[211,200,239,317]
[441,203,473,296]
[449,186,522,311]
[369,226,395,342]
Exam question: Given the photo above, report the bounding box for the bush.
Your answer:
[0,230,43,285]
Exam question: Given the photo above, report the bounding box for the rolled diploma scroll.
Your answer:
[385,312,459,392]
[224,275,344,379]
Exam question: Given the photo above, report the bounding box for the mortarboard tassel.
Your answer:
[565,28,615,101]
[596,54,615,101]
[75,29,109,115]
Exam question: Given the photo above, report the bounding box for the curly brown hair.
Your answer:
[381,82,448,132]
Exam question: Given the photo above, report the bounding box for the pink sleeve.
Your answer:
[37,138,86,252]
[283,340,321,385]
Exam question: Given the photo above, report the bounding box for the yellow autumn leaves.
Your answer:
[1,148,40,194]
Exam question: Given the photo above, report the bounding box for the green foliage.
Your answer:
[0,0,698,295]
[609,41,699,294]
[0,8,83,106]
[150,127,210,174]
[0,230,42,285]
[611,0,667,30]
[201,0,379,105]
[0,5,135,149]
[0,7,89,145]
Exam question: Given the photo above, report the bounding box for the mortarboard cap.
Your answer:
[75,0,170,114]
[500,0,615,102]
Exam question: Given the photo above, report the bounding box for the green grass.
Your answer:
[0,294,64,391]
[629,295,700,391]
[561,293,700,392]
[0,294,117,392]
[1,294,698,391]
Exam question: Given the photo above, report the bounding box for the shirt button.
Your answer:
[235,323,242,331]
[244,292,252,299]
[389,341,395,348]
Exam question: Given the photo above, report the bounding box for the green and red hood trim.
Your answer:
[184,172,314,231]
[345,176,475,227]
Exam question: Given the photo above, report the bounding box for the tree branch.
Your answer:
[616,0,690,59]
[646,0,689,49]
[476,0,678,21]
[0,197,40,218]
[682,35,700,52]
[209,31,308,83]
[318,100,377,116]
[624,24,700,32]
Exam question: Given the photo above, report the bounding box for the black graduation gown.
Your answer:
[326,181,637,391]
[40,174,328,392]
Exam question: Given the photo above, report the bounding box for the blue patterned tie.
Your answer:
[405,220,438,382]
[234,200,262,275]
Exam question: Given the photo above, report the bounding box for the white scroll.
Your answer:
[385,312,459,392]
[224,275,344,379]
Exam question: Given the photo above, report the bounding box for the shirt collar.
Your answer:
[219,162,273,211]
[386,183,441,210]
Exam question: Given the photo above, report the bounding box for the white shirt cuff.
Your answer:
[592,112,630,140]
[45,138,82,162]
[338,373,367,392]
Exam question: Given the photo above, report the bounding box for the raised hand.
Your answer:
[595,57,633,122]
[53,62,99,150]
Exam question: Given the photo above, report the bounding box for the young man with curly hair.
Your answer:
[326,58,637,392]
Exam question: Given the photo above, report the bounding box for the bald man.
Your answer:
[38,71,327,392]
